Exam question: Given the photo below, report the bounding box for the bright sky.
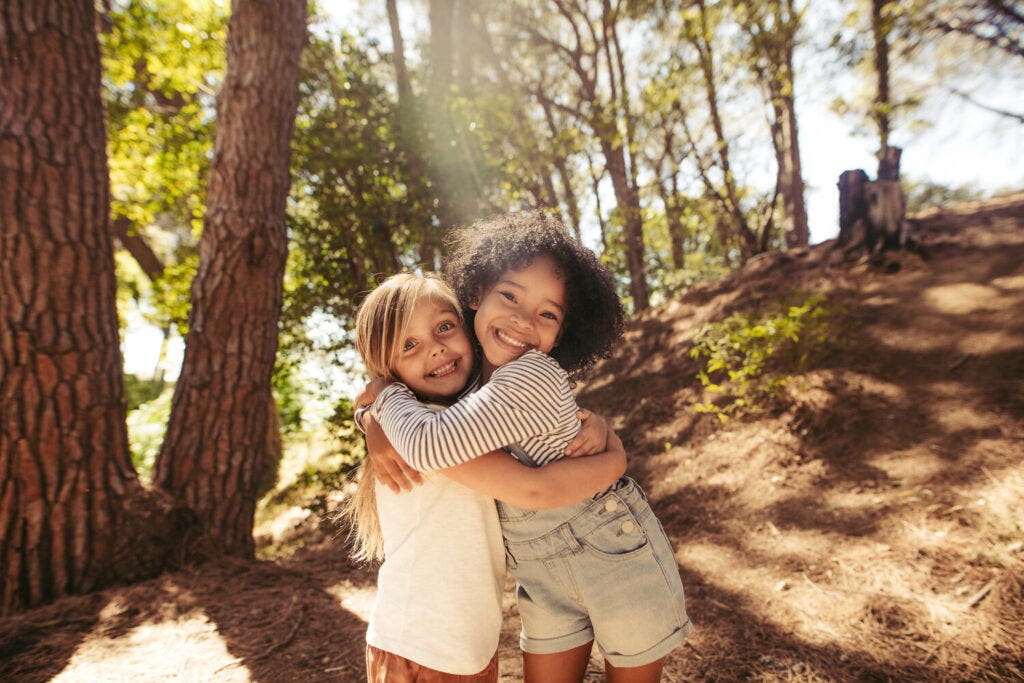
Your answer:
[122,2,1024,378]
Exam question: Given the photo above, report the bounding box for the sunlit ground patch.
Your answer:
[52,611,249,683]
[325,583,376,623]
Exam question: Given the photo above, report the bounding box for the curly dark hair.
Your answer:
[444,211,624,377]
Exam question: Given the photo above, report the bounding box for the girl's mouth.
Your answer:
[428,360,458,378]
[495,329,529,350]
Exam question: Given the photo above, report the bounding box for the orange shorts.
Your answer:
[365,644,499,682]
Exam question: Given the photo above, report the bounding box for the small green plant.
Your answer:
[689,292,841,421]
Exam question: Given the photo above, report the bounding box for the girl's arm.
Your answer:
[440,430,627,510]
[363,406,614,493]
[371,351,577,471]
[361,412,422,493]
[564,408,608,457]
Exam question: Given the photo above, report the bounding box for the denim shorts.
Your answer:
[497,477,692,667]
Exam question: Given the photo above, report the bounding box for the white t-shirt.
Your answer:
[366,409,506,674]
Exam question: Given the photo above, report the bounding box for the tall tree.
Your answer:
[736,0,809,248]
[515,0,651,310]
[0,0,182,614]
[153,0,307,559]
[285,28,428,341]
[679,0,766,262]
[870,0,894,160]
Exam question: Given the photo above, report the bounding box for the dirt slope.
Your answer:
[575,193,1024,681]
[2,194,1022,682]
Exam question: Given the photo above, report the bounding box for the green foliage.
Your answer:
[148,255,198,336]
[271,360,306,437]
[284,29,434,353]
[114,250,152,330]
[641,200,732,304]
[653,253,732,302]
[690,292,841,420]
[123,373,165,411]
[259,396,365,522]
[103,0,226,340]
[102,0,225,232]
[324,395,361,447]
[126,383,175,479]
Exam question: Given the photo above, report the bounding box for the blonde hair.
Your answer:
[342,272,463,563]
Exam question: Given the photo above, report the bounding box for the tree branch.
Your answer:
[949,87,1024,123]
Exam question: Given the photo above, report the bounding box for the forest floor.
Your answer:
[2,193,1023,682]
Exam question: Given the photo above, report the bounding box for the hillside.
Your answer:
[2,194,1022,682]
[576,192,1024,681]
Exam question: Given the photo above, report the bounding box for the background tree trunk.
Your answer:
[386,0,411,102]
[871,0,894,156]
[687,0,760,262]
[0,0,182,614]
[738,0,809,249]
[599,127,650,311]
[153,0,307,559]
[772,92,809,248]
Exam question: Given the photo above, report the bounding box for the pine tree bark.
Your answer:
[153,0,307,559]
[0,0,174,614]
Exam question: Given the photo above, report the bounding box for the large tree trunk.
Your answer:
[153,0,307,559]
[0,0,177,614]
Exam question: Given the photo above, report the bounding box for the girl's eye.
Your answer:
[403,339,417,351]
[500,290,516,303]
[541,312,559,322]
[438,322,454,333]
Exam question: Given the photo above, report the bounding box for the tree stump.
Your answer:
[837,146,906,253]
[864,179,905,251]
[837,169,869,247]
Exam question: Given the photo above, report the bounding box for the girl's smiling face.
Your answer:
[392,297,474,402]
[471,253,567,381]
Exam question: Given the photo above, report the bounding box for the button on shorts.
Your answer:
[498,477,692,667]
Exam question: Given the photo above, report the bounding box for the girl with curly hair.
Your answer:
[360,212,691,682]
